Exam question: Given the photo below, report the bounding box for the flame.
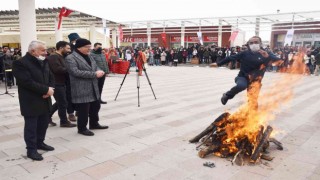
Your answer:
[214,48,307,156]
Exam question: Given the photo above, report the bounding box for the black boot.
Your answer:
[221,93,229,105]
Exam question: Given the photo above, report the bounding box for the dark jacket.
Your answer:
[12,52,54,116]
[90,50,109,73]
[315,52,320,65]
[217,49,281,80]
[47,52,68,85]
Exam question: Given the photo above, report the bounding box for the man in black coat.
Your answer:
[12,40,55,161]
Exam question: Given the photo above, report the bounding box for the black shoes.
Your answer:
[27,151,43,161]
[60,121,77,128]
[221,93,229,105]
[100,100,107,104]
[37,143,55,151]
[78,129,94,136]
[89,124,109,130]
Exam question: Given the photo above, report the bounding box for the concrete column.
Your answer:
[18,0,37,55]
[181,21,185,47]
[111,28,117,48]
[89,25,97,44]
[218,19,222,47]
[55,18,63,42]
[147,22,151,47]
[255,17,260,36]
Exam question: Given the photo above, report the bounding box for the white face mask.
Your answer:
[37,55,46,61]
[249,44,260,52]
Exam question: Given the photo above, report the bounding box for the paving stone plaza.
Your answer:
[1,66,320,180]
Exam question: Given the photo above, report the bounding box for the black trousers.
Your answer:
[65,79,75,114]
[75,100,101,131]
[225,76,262,109]
[98,75,106,98]
[50,85,68,124]
[24,113,49,153]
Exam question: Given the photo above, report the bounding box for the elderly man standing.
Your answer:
[12,40,55,161]
[66,38,108,136]
[91,42,109,104]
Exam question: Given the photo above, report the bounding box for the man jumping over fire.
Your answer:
[211,36,283,109]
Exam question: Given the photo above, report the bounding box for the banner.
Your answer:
[229,31,239,42]
[119,25,123,42]
[284,29,294,46]
[122,37,158,43]
[57,7,73,30]
[197,32,203,45]
[161,32,167,47]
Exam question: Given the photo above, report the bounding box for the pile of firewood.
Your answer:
[189,112,283,166]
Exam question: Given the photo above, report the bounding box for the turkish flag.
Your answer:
[161,32,166,47]
[229,31,239,42]
[58,7,73,30]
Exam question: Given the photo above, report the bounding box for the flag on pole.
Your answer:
[57,7,73,30]
[284,29,294,46]
[197,32,203,45]
[102,18,106,34]
[229,31,239,42]
[161,32,167,47]
[118,25,123,42]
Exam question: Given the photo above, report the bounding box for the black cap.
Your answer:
[75,38,91,49]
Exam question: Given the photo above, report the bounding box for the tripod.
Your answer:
[114,61,157,107]
[0,55,14,97]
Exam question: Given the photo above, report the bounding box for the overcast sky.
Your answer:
[1,0,320,41]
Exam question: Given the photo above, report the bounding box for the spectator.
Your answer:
[91,42,109,104]
[66,38,109,136]
[47,41,77,128]
[12,40,55,161]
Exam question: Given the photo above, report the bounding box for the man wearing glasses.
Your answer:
[211,36,283,108]
[66,38,108,136]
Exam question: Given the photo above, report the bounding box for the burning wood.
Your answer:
[190,112,283,166]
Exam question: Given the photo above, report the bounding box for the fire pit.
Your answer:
[189,112,283,166]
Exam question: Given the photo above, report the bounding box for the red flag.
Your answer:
[229,31,239,42]
[119,25,123,42]
[58,7,73,30]
[161,32,166,47]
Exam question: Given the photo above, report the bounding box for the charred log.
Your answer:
[189,112,230,143]
[251,126,273,161]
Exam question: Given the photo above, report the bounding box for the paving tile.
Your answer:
[55,147,92,162]
[0,165,29,179]
[81,160,125,179]
[267,158,316,179]
[56,171,93,180]
[150,168,189,180]
[0,133,20,143]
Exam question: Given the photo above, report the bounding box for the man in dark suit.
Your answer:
[12,40,55,161]
[66,38,109,136]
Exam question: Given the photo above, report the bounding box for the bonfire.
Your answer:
[190,48,307,166]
